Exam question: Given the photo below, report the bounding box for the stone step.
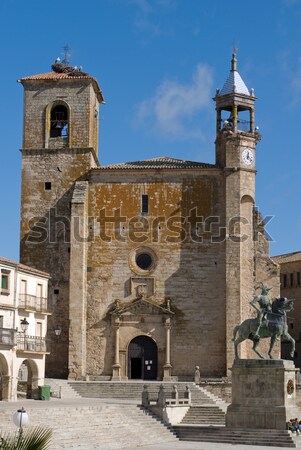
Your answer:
[180,405,226,426]
[45,378,81,399]
[173,425,296,448]
[68,381,215,405]
[0,402,177,449]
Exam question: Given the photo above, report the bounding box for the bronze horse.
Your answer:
[233,297,295,360]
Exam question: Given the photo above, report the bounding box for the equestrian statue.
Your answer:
[233,283,295,360]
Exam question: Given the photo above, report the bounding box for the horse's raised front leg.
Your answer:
[268,334,278,359]
[252,338,265,359]
[283,332,295,358]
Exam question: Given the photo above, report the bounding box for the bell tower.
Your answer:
[214,51,261,368]
[19,58,104,378]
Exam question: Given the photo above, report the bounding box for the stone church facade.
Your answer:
[18,53,279,381]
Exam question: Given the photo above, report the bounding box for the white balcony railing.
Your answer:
[18,294,49,313]
[17,334,47,353]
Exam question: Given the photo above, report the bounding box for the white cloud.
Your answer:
[128,0,176,37]
[135,63,213,140]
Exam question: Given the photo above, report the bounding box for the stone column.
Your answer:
[68,181,89,380]
[250,108,255,133]
[112,318,121,380]
[232,104,238,131]
[2,375,12,401]
[163,318,172,381]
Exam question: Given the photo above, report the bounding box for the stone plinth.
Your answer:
[226,359,300,430]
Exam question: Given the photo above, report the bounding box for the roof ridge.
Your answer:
[96,157,217,171]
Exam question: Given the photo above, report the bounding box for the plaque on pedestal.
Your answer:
[226,359,300,430]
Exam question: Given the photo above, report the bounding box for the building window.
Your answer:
[50,105,68,138]
[297,272,301,286]
[1,270,10,294]
[44,182,52,191]
[290,273,294,287]
[283,274,287,288]
[136,253,153,270]
[141,195,149,214]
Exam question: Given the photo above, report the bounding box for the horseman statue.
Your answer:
[249,282,272,339]
[233,283,295,360]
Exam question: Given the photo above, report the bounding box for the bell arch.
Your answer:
[45,100,71,148]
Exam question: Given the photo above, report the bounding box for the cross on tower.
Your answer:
[62,44,71,65]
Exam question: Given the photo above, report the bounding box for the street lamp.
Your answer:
[54,324,62,337]
[20,318,29,333]
[13,406,29,440]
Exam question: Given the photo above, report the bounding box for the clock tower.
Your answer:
[214,51,261,365]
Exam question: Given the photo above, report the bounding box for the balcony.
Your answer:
[17,334,48,353]
[18,294,49,314]
[0,328,16,347]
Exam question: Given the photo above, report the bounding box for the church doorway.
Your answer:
[128,336,157,380]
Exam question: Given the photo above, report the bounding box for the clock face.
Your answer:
[242,148,254,166]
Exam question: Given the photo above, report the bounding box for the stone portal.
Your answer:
[226,359,300,429]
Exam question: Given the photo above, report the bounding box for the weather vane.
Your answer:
[62,44,71,65]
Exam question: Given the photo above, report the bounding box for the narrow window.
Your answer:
[36,321,42,337]
[36,283,43,311]
[1,270,10,293]
[1,275,8,290]
[283,274,287,288]
[19,279,27,308]
[45,182,52,191]
[50,105,68,138]
[142,195,148,214]
[290,273,294,287]
[0,316,3,328]
[297,272,301,286]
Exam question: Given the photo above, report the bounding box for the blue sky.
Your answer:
[0,0,300,260]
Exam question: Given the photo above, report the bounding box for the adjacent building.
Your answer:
[0,257,50,400]
[272,251,301,368]
[18,53,279,381]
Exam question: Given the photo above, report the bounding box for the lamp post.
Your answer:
[13,406,29,441]
[20,318,29,351]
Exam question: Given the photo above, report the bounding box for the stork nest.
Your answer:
[51,63,88,77]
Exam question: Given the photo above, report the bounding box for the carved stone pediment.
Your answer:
[111,297,174,318]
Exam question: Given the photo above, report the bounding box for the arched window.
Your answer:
[50,104,68,138]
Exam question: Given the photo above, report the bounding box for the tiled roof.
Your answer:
[0,256,49,277]
[20,72,93,81]
[98,156,216,170]
[19,72,104,103]
[272,251,301,264]
[220,70,250,96]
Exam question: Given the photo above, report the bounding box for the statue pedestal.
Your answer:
[226,359,299,430]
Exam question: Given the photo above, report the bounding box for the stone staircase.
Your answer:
[0,400,177,449]
[45,378,81,399]
[172,425,296,447]
[67,381,219,406]
[180,405,226,425]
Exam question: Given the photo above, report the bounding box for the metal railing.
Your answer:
[18,294,49,313]
[221,118,252,133]
[17,334,47,353]
[0,328,16,346]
